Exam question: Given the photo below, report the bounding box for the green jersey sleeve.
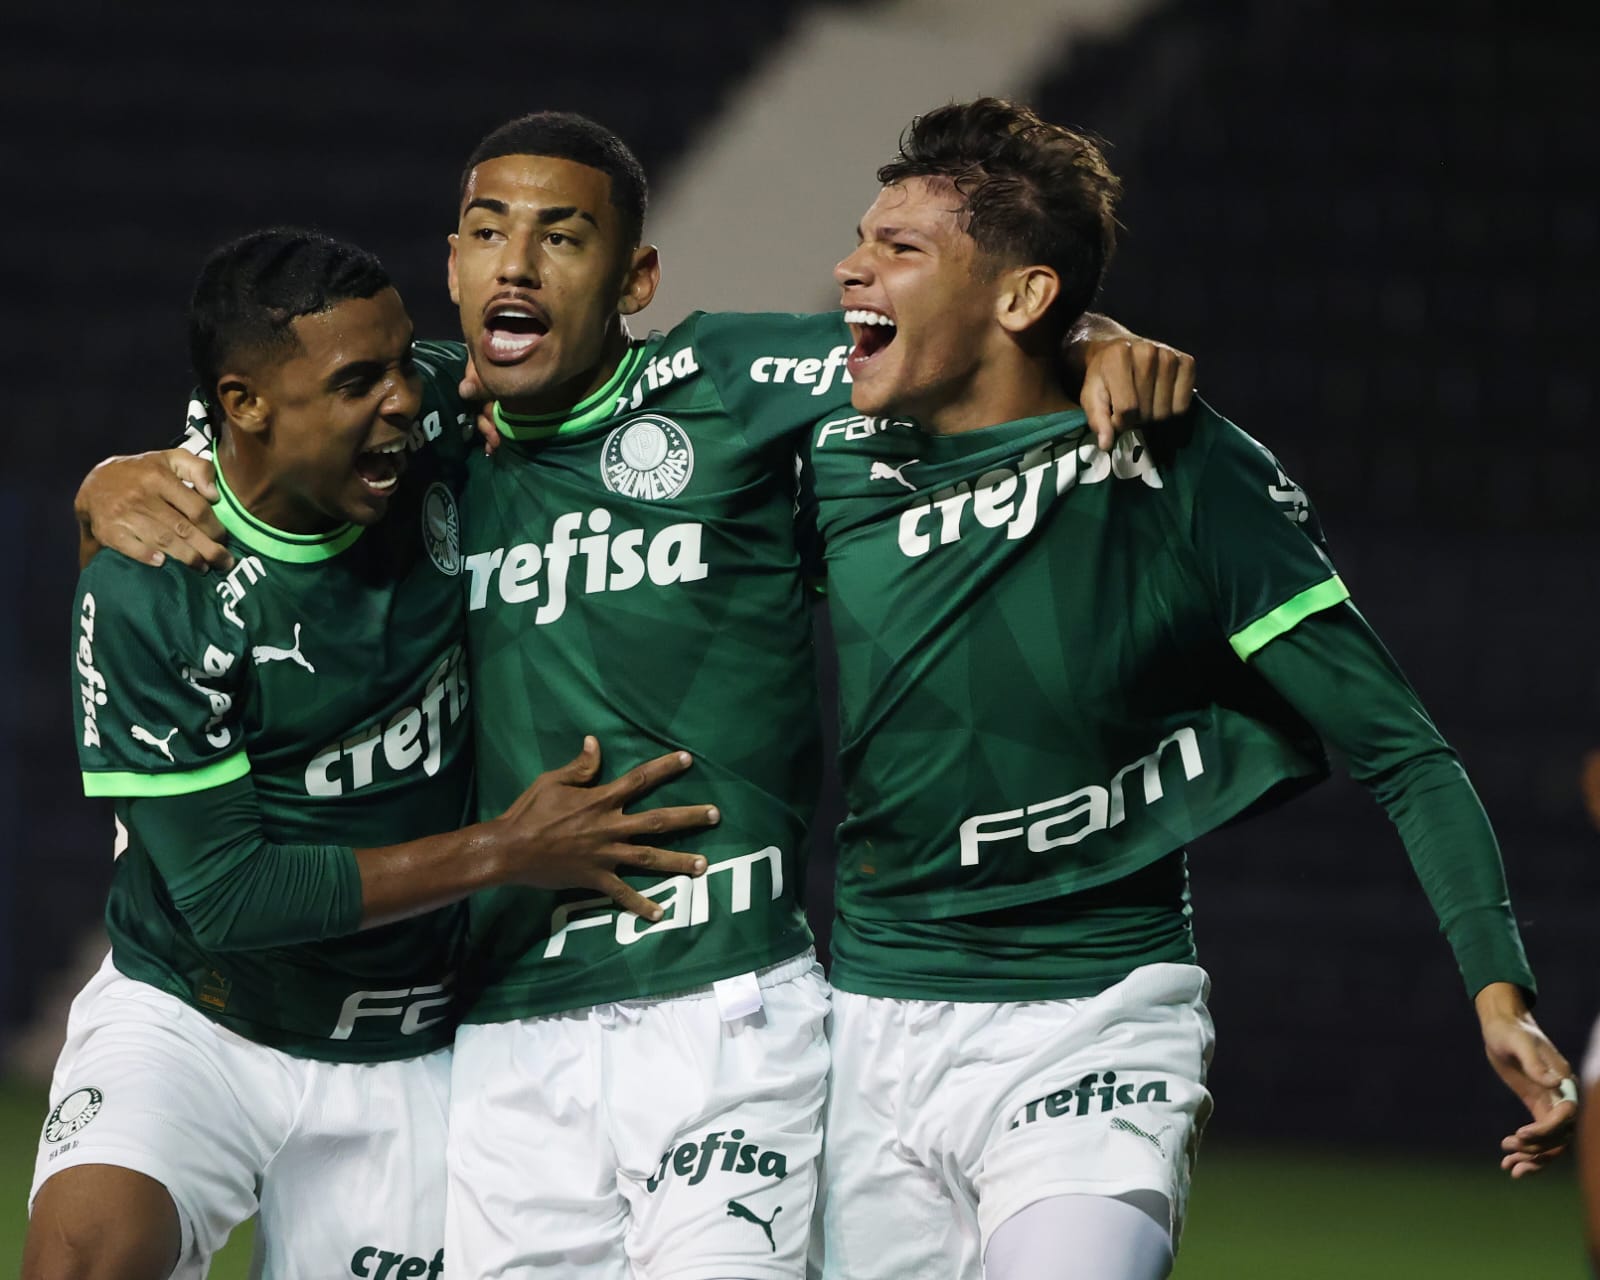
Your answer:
[1177,407,1351,659]
[1251,603,1535,1000]
[690,311,855,451]
[74,552,250,797]
[120,777,362,951]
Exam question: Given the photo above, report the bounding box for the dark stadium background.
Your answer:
[2,1,1595,1274]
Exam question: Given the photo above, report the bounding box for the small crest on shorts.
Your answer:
[600,415,694,501]
[44,1087,103,1142]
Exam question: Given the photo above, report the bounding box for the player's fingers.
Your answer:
[474,406,501,455]
[595,873,665,923]
[1082,379,1116,452]
[1130,343,1158,421]
[609,846,708,878]
[1151,348,1178,421]
[605,750,695,802]
[112,514,210,570]
[1101,343,1143,435]
[617,806,720,839]
[459,354,486,402]
[164,449,220,502]
[1515,1098,1578,1144]
[151,494,231,571]
[1173,353,1197,414]
[554,736,602,784]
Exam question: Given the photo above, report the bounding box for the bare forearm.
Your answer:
[355,823,509,929]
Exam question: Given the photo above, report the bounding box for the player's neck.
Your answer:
[496,324,634,421]
[215,435,343,536]
[920,350,1077,436]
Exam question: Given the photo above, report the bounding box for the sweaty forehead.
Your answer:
[286,289,411,365]
[460,154,615,221]
[865,178,966,234]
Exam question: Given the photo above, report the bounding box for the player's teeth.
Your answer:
[844,309,895,327]
[367,474,397,492]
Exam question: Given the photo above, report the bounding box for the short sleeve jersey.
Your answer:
[810,399,1346,993]
[460,312,855,1020]
[73,344,479,1061]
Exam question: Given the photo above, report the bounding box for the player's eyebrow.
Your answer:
[462,198,599,229]
[324,359,387,391]
[536,205,600,229]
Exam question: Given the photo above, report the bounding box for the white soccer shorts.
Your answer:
[30,955,450,1279]
[447,950,830,1280]
[815,962,1214,1280]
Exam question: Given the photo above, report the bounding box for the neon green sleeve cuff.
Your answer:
[83,751,251,798]
[1230,575,1351,660]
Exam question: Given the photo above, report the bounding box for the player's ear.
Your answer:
[618,244,660,317]
[217,374,269,438]
[446,233,461,306]
[995,264,1061,336]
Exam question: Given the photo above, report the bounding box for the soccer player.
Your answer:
[29,228,713,1280]
[805,99,1577,1280]
[73,115,1192,1278]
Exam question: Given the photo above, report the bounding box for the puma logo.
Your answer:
[130,724,178,762]
[1110,1116,1171,1157]
[869,458,920,492]
[252,623,315,673]
[726,1198,781,1252]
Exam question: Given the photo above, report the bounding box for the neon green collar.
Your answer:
[213,459,364,563]
[492,345,647,441]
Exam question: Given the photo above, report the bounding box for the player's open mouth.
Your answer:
[844,308,897,372]
[482,300,551,364]
[354,438,407,495]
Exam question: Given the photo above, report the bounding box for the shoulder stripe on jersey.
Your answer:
[213,460,363,563]
[83,751,251,798]
[494,345,648,440]
[1230,575,1351,661]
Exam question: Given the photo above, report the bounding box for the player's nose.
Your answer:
[834,245,872,289]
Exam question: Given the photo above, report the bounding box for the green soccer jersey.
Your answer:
[813,399,1346,998]
[74,344,478,1061]
[459,312,856,1020]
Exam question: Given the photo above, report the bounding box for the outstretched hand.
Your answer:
[492,737,718,921]
[1475,982,1578,1177]
[75,449,232,572]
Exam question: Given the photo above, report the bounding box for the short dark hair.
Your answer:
[460,111,648,247]
[189,228,392,408]
[878,98,1121,329]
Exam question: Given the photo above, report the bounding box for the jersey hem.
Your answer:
[83,751,250,798]
[460,929,813,1024]
[1230,575,1350,660]
[105,953,457,1064]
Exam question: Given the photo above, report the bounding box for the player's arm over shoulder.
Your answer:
[690,310,855,448]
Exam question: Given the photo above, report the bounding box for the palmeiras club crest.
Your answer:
[44,1087,103,1142]
[600,415,694,501]
[422,482,461,575]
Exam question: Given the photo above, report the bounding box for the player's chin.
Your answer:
[848,379,895,418]
[470,340,559,402]
[341,477,400,525]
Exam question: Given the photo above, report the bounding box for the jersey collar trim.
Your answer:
[492,345,647,441]
[213,460,364,563]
